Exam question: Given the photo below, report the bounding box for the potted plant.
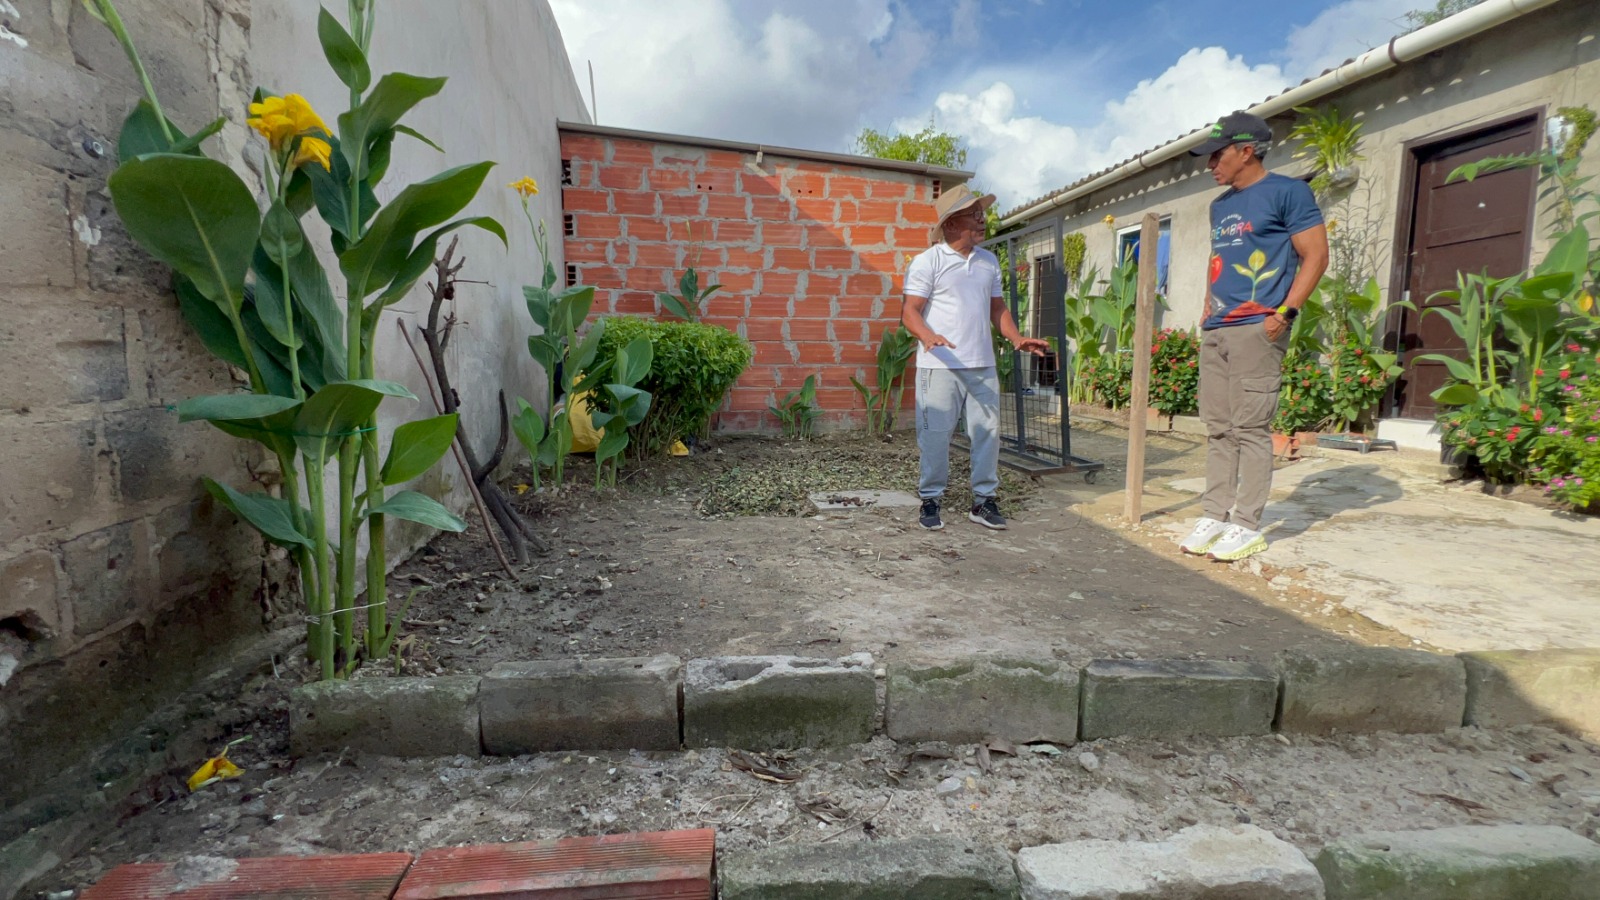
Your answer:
[1274,352,1334,458]
[1291,104,1365,200]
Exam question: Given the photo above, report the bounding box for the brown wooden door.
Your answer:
[1390,116,1538,418]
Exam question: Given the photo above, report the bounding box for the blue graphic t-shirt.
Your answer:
[1203,173,1323,330]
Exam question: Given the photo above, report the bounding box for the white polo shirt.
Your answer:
[904,243,1003,370]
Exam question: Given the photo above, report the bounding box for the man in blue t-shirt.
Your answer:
[1177,112,1327,562]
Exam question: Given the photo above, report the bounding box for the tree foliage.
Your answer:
[1403,0,1483,31]
[853,119,968,169]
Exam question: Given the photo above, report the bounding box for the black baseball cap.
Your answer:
[1190,111,1273,156]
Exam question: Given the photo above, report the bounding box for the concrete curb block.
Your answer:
[683,653,875,749]
[480,655,682,754]
[282,646,1600,759]
[1017,824,1324,899]
[1314,824,1600,899]
[886,657,1078,745]
[1081,659,1278,741]
[1278,648,1466,736]
[720,836,1019,899]
[1460,648,1600,740]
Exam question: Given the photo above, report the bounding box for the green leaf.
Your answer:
[1415,353,1478,384]
[338,162,495,298]
[368,216,507,310]
[367,490,467,532]
[1502,295,1564,346]
[317,7,371,93]
[394,124,445,153]
[618,336,653,385]
[553,286,597,335]
[261,200,304,266]
[176,277,248,369]
[204,478,312,549]
[293,379,415,463]
[336,72,447,178]
[381,413,459,483]
[247,255,300,353]
[568,320,607,380]
[1536,223,1590,281]
[1430,383,1481,407]
[117,100,190,159]
[304,135,379,244]
[512,399,546,457]
[595,427,628,464]
[526,333,562,375]
[524,285,554,329]
[656,291,693,322]
[108,154,260,313]
[168,117,226,156]
[177,393,301,423]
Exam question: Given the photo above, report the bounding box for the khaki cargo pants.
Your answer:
[1198,323,1287,531]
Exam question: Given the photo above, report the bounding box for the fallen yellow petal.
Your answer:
[513,482,531,495]
[187,753,244,791]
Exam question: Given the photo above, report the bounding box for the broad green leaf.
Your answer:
[656,291,693,321]
[239,308,298,399]
[595,427,628,463]
[304,135,379,244]
[336,72,447,177]
[609,384,652,425]
[317,8,371,93]
[293,379,415,462]
[1514,272,1577,302]
[248,259,298,352]
[618,336,653,385]
[1415,353,1478,383]
[553,286,596,335]
[261,200,304,266]
[117,100,190,159]
[394,124,445,153]
[177,393,301,423]
[524,285,554,329]
[176,277,248,369]
[168,117,226,156]
[204,478,312,549]
[527,333,562,374]
[1502,295,1564,345]
[338,162,495,298]
[381,413,459,483]
[367,490,467,532]
[511,399,545,457]
[568,321,607,380]
[1430,383,1481,407]
[368,216,507,310]
[108,154,260,312]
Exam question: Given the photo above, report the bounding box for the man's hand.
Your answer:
[1263,314,1289,341]
[1012,337,1049,357]
[919,333,956,352]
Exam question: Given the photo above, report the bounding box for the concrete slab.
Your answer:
[1461,648,1600,739]
[1017,824,1323,899]
[1080,659,1278,740]
[720,837,1017,899]
[1278,648,1465,736]
[1162,457,1600,652]
[1315,825,1600,900]
[480,655,681,754]
[809,489,921,511]
[683,653,875,749]
[290,677,480,758]
[886,656,1079,745]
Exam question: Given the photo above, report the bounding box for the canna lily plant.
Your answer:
[87,0,505,678]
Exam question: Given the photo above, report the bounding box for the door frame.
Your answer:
[1381,107,1545,418]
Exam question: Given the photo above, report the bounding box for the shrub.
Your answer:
[1274,353,1334,434]
[1149,328,1201,415]
[1524,346,1600,509]
[1082,352,1132,409]
[596,317,751,455]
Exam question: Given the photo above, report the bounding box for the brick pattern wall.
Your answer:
[560,132,941,431]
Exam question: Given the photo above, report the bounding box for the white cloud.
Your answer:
[1280,0,1418,80]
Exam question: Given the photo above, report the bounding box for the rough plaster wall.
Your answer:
[249,0,587,557]
[1048,0,1600,333]
[0,0,269,812]
[0,0,586,814]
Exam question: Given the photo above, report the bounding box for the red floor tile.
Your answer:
[394,829,715,899]
[82,852,414,899]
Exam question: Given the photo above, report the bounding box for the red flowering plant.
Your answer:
[1082,352,1133,409]
[1523,343,1600,510]
[1149,328,1201,415]
[1273,353,1333,434]
[1328,336,1402,431]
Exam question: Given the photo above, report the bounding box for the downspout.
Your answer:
[999,0,1565,227]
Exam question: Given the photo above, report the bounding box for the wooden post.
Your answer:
[1124,213,1160,524]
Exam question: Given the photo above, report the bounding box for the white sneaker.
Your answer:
[1207,524,1268,561]
[1178,517,1228,555]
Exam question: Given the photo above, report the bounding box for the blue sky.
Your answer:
[549,0,1425,208]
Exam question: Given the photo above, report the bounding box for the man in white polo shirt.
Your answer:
[901,183,1048,531]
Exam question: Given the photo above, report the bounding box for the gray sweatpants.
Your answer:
[916,366,1000,502]
[1199,323,1287,530]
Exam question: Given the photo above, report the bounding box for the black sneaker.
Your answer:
[969,497,1007,530]
[918,498,944,531]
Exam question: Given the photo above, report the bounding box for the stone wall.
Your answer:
[0,0,586,813]
[560,125,963,431]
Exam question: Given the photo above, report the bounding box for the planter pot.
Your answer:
[1272,432,1300,459]
[1294,431,1320,448]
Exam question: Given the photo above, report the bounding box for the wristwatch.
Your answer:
[1275,304,1299,322]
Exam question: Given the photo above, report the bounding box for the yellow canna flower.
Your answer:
[1102,214,1115,228]
[247,94,328,151]
[292,136,333,171]
[1580,291,1595,314]
[187,750,244,791]
[509,177,540,198]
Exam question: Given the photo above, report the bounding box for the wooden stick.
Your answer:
[1124,213,1160,525]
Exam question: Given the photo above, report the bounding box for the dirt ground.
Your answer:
[38,424,1600,894]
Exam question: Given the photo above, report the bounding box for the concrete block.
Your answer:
[0,551,62,641]
[0,158,76,288]
[0,416,99,546]
[0,296,127,409]
[1278,648,1465,736]
[290,676,481,758]
[105,407,238,504]
[62,520,149,637]
[1018,825,1324,900]
[480,655,681,754]
[1315,825,1600,900]
[134,308,240,404]
[1081,659,1278,740]
[683,653,874,749]
[81,186,172,297]
[720,837,1017,899]
[886,656,1078,745]
[1461,648,1600,739]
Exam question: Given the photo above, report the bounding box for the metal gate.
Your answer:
[967,220,1103,481]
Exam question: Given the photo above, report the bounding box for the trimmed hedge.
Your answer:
[596,317,752,456]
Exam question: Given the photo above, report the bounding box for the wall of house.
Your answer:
[1041,0,1600,337]
[0,0,585,817]
[559,129,945,431]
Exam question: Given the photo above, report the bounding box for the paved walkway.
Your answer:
[1145,450,1600,652]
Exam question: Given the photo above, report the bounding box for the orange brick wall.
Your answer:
[559,131,942,432]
